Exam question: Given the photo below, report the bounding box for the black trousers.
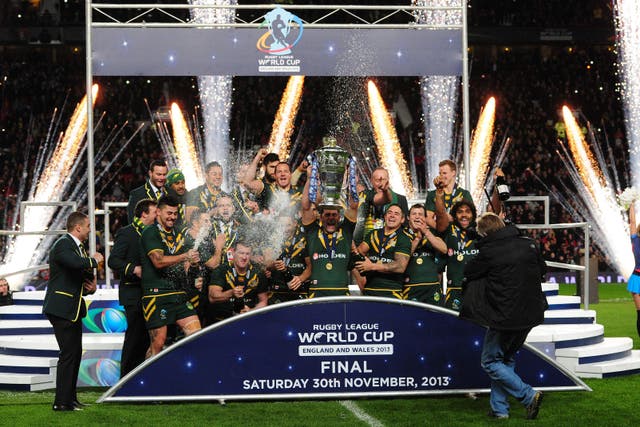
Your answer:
[120,303,150,378]
[47,314,82,405]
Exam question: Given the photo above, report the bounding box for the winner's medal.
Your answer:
[457,253,464,262]
[321,230,337,273]
[416,258,424,265]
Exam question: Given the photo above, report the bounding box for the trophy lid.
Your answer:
[322,136,337,147]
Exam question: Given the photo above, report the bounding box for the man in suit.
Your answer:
[127,159,168,223]
[43,211,104,412]
[108,199,157,378]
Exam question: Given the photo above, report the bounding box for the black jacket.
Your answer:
[108,221,145,306]
[460,225,548,330]
[127,181,165,223]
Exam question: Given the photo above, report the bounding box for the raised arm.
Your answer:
[630,203,636,236]
[434,188,450,233]
[300,165,316,225]
[240,148,267,194]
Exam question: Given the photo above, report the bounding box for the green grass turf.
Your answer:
[2,283,637,426]
[1,376,637,426]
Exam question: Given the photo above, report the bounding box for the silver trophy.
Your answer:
[313,136,352,209]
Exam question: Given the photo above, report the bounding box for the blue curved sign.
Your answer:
[100,297,588,402]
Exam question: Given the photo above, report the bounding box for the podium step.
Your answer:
[0,319,53,335]
[0,372,55,391]
[527,323,604,348]
[545,295,581,310]
[543,309,596,325]
[573,350,640,379]
[555,337,634,370]
[0,354,57,374]
[542,282,559,296]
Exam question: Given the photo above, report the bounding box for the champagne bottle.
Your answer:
[496,175,511,201]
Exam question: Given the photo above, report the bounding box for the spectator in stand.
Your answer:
[0,278,13,306]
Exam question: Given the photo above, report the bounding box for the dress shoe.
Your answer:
[52,403,82,412]
[73,400,90,408]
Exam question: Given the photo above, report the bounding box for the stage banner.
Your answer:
[100,297,587,402]
[91,28,462,77]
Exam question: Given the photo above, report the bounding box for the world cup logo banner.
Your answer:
[257,8,304,55]
[256,8,304,73]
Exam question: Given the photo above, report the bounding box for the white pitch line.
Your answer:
[339,400,384,427]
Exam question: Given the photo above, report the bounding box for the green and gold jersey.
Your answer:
[424,185,473,214]
[443,224,479,287]
[354,189,409,244]
[263,183,302,215]
[186,184,228,212]
[208,263,267,319]
[305,218,355,295]
[140,223,189,296]
[363,227,412,292]
[404,231,441,286]
[270,229,308,292]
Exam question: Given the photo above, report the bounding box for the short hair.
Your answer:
[156,195,180,209]
[409,204,426,215]
[372,166,388,176]
[214,194,233,207]
[318,206,341,215]
[233,237,252,251]
[205,161,222,173]
[477,212,506,237]
[275,161,291,171]
[134,198,157,219]
[384,203,405,217]
[439,159,457,171]
[263,153,280,165]
[148,159,167,172]
[450,200,477,222]
[66,211,88,231]
[189,208,208,226]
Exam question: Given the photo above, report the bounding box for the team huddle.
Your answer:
[105,154,490,374]
[43,149,549,419]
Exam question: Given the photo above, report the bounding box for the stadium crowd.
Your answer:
[0,0,625,273]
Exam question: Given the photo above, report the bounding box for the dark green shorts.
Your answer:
[363,288,404,299]
[308,288,349,298]
[403,283,442,305]
[443,287,463,311]
[142,292,196,330]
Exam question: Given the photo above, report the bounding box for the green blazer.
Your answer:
[42,234,98,322]
[127,181,165,223]
[108,221,144,306]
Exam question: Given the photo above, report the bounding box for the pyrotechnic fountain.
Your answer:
[413,0,462,185]
[367,80,415,198]
[614,1,640,190]
[170,103,205,190]
[0,85,99,284]
[559,105,633,278]
[266,76,305,161]
[189,0,236,172]
[468,97,496,207]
